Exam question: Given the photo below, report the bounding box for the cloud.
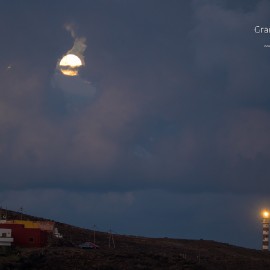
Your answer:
[2,0,270,195]
[218,109,270,161]
[63,23,87,65]
[52,72,96,99]
[52,24,96,113]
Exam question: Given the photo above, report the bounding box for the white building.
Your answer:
[54,228,63,238]
[0,228,13,246]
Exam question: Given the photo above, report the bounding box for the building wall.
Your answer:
[0,228,12,238]
[0,224,48,248]
[3,220,54,232]
[0,228,13,247]
[37,221,55,232]
[4,220,39,229]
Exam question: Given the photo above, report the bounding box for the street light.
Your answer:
[261,209,270,251]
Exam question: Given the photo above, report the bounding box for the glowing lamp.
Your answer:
[262,210,270,218]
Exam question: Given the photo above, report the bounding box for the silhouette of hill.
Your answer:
[0,209,270,270]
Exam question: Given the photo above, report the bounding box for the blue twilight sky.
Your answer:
[1,0,270,249]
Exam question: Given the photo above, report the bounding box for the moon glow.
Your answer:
[59,54,82,76]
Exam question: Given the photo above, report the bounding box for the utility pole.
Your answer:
[93,224,96,246]
[108,229,115,249]
[19,207,23,220]
[5,205,7,220]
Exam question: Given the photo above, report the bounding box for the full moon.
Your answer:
[59,54,82,76]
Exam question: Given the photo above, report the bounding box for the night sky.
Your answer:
[1,0,270,249]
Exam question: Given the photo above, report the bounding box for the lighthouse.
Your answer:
[262,210,270,251]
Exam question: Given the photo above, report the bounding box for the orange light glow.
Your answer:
[60,69,79,76]
[262,210,270,218]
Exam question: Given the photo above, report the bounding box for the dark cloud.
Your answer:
[0,0,270,248]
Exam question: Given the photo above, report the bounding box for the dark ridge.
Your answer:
[0,209,270,270]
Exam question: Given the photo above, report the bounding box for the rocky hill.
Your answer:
[0,210,270,270]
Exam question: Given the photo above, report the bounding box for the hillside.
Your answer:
[0,210,270,270]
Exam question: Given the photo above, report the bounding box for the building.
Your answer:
[0,220,55,231]
[0,223,47,248]
[54,227,63,238]
[0,228,13,247]
[0,219,62,248]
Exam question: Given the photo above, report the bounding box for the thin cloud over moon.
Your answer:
[52,23,96,110]
[59,54,82,76]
